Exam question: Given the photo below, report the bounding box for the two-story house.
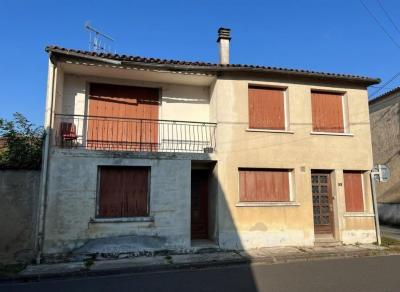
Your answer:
[37,28,380,259]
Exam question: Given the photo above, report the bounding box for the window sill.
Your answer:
[343,213,375,217]
[310,131,354,137]
[236,201,300,207]
[246,128,295,134]
[90,216,154,223]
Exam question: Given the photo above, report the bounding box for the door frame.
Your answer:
[311,170,336,236]
[190,161,217,244]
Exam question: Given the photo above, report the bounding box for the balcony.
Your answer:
[53,114,217,154]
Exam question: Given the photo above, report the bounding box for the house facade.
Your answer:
[38,28,380,258]
[369,87,400,225]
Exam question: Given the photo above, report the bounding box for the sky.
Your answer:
[1,0,400,125]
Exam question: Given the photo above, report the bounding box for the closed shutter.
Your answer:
[343,171,364,212]
[311,91,344,133]
[248,86,285,130]
[239,169,290,202]
[98,166,149,217]
[88,83,159,151]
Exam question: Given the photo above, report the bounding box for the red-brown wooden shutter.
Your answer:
[248,86,285,130]
[343,171,364,212]
[311,91,344,133]
[239,169,290,202]
[98,167,149,217]
[88,83,159,151]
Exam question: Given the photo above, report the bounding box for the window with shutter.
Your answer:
[343,171,364,212]
[248,86,286,130]
[97,166,149,217]
[311,91,344,133]
[239,168,291,202]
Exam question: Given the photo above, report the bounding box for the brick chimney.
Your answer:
[217,27,231,65]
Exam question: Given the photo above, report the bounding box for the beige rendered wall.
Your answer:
[60,74,210,122]
[213,77,377,248]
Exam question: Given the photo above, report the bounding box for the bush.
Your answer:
[0,113,44,170]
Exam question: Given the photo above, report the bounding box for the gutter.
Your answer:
[36,54,57,264]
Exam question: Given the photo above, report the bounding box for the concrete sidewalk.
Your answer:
[1,244,393,282]
[381,224,400,241]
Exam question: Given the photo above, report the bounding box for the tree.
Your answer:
[0,113,44,169]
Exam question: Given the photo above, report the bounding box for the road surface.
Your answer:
[2,255,400,292]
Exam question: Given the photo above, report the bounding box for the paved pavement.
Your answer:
[381,224,400,241]
[12,244,385,280]
[2,255,400,292]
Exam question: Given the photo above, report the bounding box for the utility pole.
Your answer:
[370,164,391,246]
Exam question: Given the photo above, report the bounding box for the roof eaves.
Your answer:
[45,46,381,86]
[369,86,400,105]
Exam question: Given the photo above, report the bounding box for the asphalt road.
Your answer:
[2,255,400,292]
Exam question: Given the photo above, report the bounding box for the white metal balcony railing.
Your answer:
[53,114,217,153]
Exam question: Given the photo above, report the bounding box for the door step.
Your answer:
[314,234,342,247]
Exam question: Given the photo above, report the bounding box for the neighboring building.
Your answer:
[369,87,400,225]
[38,28,380,258]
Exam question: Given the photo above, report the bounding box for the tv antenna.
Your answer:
[84,21,115,53]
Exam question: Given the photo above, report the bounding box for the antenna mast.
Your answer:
[84,21,115,53]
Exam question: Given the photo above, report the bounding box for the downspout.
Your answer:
[36,55,57,264]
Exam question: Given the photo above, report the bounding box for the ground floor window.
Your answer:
[97,166,150,217]
[239,168,291,202]
[343,171,364,212]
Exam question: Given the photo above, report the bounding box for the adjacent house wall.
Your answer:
[0,170,40,263]
[370,92,400,225]
[370,94,400,203]
[213,76,376,248]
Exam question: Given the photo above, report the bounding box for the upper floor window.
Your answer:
[311,91,345,133]
[248,86,286,130]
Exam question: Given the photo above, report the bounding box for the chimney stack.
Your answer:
[217,27,231,65]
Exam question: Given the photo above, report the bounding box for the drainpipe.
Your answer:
[36,56,57,264]
[370,170,381,245]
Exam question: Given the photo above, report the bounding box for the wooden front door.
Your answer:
[87,83,159,151]
[311,172,334,234]
[191,169,209,240]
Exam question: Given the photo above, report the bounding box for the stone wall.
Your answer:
[0,170,40,263]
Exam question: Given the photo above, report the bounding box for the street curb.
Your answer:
[0,249,397,284]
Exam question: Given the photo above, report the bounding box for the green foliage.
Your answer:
[0,113,44,170]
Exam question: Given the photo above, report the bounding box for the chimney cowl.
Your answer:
[217,27,231,42]
[217,27,231,65]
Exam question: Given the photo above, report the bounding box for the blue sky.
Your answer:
[1,0,400,125]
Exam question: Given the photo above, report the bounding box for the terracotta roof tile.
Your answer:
[369,86,400,105]
[45,45,380,85]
